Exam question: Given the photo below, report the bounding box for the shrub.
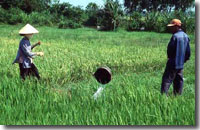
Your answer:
[0,7,54,26]
[0,7,8,23]
[28,11,53,26]
[142,11,195,33]
[84,16,98,27]
[185,17,195,34]
[49,3,86,27]
[126,12,144,31]
[143,11,158,31]
[154,12,171,33]
[58,19,82,29]
[6,8,25,24]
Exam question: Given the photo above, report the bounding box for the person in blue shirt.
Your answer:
[13,24,44,80]
[161,19,191,95]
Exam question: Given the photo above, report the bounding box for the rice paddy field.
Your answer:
[0,24,195,125]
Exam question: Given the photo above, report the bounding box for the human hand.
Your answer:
[36,52,44,56]
[39,52,44,56]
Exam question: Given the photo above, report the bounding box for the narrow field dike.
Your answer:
[0,24,195,125]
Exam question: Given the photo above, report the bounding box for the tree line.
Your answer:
[0,0,195,33]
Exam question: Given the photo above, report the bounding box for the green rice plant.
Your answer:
[0,24,195,125]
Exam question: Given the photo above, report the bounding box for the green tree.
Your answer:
[86,2,99,15]
[124,0,194,13]
[172,0,194,12]
[85,2,99,26]
[50,2,86,28]
[98,0,123,31]
[0,0,51,13]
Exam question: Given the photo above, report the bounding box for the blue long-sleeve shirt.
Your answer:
[13,37,37,68]
[167,29,191,69]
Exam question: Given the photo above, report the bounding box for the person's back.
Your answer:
[167,30,190,69]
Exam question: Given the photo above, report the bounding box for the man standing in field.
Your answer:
[161,19,191,95]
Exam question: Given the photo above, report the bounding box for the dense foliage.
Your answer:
[0,0,51,13]
[126,10,195,33]
[84,2,99,27]
[124,0,194,13]
[0,0,195,33]
[97,0,123,31]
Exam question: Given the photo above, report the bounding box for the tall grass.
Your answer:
[0,24,195,125]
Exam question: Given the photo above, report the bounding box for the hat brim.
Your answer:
[19,32,38,35]
[167,24,176,27]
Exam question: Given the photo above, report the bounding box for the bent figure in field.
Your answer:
[13,24,44,80]
[161,19,191,96]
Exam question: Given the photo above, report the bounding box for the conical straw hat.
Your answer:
[19,24,39,34]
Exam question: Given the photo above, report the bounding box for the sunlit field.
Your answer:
[0,24,195,125]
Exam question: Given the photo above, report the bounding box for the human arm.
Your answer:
[167,36,176,59]
[21,40,36,58]
[31,41,41,50]
[184,38,191,62]
[21,40,44,57]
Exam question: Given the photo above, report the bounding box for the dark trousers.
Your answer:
[19,63,40,80]
[161,65,183,95]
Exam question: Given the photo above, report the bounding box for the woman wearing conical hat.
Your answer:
[13,24,44,80]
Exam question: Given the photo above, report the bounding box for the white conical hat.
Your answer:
[19,24,39,34]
